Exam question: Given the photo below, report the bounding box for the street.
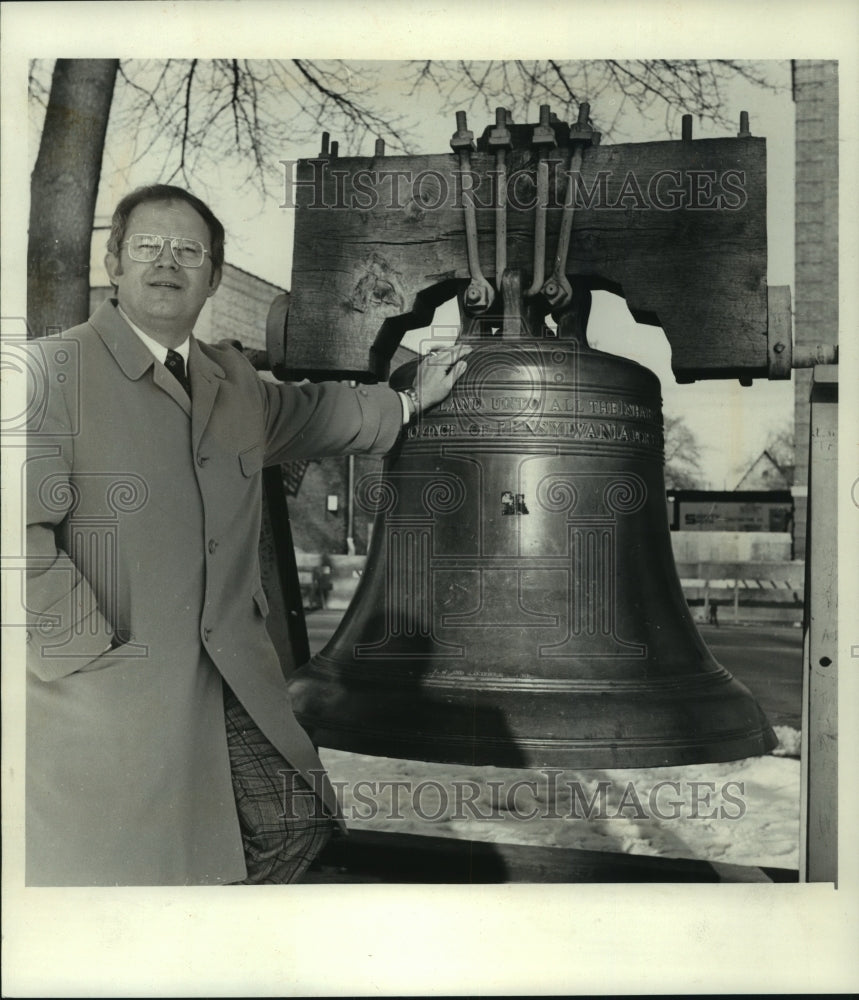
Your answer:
[699,623,803,729]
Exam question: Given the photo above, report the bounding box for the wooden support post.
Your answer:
[799,365,838,883]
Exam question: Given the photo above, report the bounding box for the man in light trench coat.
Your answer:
[25,184,470,886]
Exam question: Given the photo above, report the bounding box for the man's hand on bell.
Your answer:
[412,343,473,413]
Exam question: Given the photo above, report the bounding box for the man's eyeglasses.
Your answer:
[122,234,211,268]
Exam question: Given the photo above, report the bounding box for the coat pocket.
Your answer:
[253,587,270,618]
[239,443,264,477]
[73,643,133,674]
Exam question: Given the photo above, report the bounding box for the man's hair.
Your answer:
[106,184,226,273]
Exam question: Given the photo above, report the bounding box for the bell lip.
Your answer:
[292,716,779,770]
[288,662,779,769]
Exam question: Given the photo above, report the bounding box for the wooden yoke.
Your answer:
[278,111,787,384]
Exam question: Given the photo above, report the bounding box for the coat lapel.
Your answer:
[90,298,155,382]
[153,364,192,416]
[188,337,225,447]
[90,298,193,415]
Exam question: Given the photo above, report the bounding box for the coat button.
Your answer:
[208,539,218,554]
[203,627,212,641]
[197,454,210,467]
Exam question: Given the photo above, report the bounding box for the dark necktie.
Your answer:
[165,349,191,398]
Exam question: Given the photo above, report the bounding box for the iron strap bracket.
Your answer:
[451,111,494,314]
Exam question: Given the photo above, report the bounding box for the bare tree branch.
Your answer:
[172,58,197,187]
[27,56,787,299]
[402,59,786,141]
[663,414,707,489]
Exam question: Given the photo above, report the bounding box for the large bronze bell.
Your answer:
[287,289,776,768]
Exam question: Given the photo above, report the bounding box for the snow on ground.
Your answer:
[320,734,800,871]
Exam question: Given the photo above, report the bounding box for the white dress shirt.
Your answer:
[117,305,190,365]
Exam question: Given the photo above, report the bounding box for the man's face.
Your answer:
[104,199,221,346]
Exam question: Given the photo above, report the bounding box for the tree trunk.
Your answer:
[27,59,118,339]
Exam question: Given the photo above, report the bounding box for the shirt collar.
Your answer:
[117,305,190,365]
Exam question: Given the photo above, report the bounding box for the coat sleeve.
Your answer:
[258,375,404,466]
[25,343,114,682]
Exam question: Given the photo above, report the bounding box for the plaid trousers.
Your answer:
[223,683,333,884]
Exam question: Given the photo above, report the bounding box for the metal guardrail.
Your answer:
[674,561,804,582]
[674,561,805,623]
